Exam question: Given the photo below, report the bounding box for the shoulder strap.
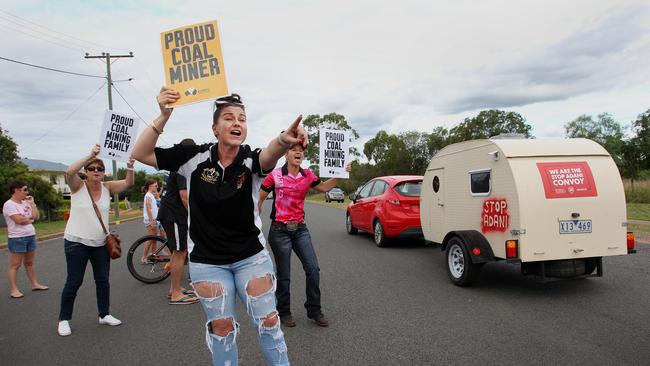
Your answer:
[85,182,109,235]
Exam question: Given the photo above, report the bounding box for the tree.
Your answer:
[428,126,451,155]
[363,130,432,175]
[564,113,625,165]
[632,108,650,170]
[448,110,533,143]
[0,125,63,214]
[620,137,643,188]
[302,113,360,173]
[116,167,150,202]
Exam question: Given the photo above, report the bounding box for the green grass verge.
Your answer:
[627,203,650,221]
[306,193,348,210]
[1,210,143,247]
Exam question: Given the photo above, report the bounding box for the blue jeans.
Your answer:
[268,225,321,319]
[7,235,37,253]
[59,239,110,320]
[190,250,289,366]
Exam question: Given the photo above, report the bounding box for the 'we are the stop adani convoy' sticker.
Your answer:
[537,161,598,199]
[97,110,140,162]
[319,128,349,179]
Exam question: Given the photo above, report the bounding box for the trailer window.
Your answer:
[469,170,491,196]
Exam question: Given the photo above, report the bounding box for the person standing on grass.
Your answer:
[157,138,199,305]
[57,144,134,337]
[3,181,49,299]
[258,144,351,327]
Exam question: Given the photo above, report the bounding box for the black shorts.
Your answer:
[161,220,188,252]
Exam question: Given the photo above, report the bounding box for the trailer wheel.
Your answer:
[584,258,598,275]
[346,213,358,235]
[373,219,389,247]
[446,237,482,286]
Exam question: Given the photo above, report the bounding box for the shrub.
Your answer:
[624,180,650,203]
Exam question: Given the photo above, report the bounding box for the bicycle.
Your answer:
[126,235,172,284]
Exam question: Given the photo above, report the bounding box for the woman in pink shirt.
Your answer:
[2,180,48,299]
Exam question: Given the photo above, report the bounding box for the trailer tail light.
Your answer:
[472,247,481,256]
[506,240,518,259]
[627,232,635,253]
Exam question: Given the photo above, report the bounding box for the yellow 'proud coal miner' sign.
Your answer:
[161,20,228,107]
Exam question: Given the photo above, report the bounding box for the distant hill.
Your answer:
[21,158,68,172]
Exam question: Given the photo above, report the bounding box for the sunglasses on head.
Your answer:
[86,166,105,172]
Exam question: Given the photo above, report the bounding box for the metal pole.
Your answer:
[84,51,134,219]
[105,53,120,219]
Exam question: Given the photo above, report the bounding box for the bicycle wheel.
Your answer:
[126,235,172,284]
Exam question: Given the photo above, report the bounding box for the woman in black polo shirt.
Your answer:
[133,88,306,366]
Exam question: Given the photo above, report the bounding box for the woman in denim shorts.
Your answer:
[2,181,49,299]
[133,89,307,366]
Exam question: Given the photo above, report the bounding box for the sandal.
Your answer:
[166,288,196,299]
[32,285,49,291]
[169,295,199,305]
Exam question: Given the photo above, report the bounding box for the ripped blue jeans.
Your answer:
[190,250,289,366]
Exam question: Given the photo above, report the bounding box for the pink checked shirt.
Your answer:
[261,165,321,223]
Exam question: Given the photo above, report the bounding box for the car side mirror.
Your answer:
[349,194,357,202]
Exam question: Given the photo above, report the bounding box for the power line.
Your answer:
[0,22,86,54]
[112,83,169,145]
[0,9,121,53]
[26,81,107,147]
[0,55,105,78]
[0,14,100,53]
[112,84,147,124]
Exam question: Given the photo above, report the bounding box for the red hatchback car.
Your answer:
[346,175,424,247]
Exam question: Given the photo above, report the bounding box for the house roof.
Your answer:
[21,158,68,172]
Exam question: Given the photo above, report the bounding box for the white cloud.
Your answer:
[1,0,649,168]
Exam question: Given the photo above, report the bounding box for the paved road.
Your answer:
[1,203,649,365]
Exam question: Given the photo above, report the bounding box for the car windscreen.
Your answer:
[394,181,422,196]
[331,188,343,193]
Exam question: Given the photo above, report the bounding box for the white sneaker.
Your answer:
[99,315,122,326]
[58,320,71,336]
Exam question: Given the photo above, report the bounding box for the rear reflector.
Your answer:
[627,232,635,251]
[472,247,481,256]
[505,240,518,259]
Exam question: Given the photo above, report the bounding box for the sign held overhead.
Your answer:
[319,128,349,179]
[161,20,228,107]
[98,110,140,162]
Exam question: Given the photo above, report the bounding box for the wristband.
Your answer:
[277,133,291,149]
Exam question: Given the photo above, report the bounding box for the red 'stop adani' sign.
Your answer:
[536,161,598,199]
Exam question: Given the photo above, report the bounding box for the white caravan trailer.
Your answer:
[420,137,636,286]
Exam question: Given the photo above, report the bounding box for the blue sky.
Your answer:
[1,0,650,170]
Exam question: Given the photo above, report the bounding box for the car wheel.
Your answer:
[346,213,358,235]
[445,237,482,286]
[373,219,388,247]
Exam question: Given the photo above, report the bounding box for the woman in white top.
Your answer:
[3,180,48,298]
[141,180,165,264]
[57,144,134,337]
